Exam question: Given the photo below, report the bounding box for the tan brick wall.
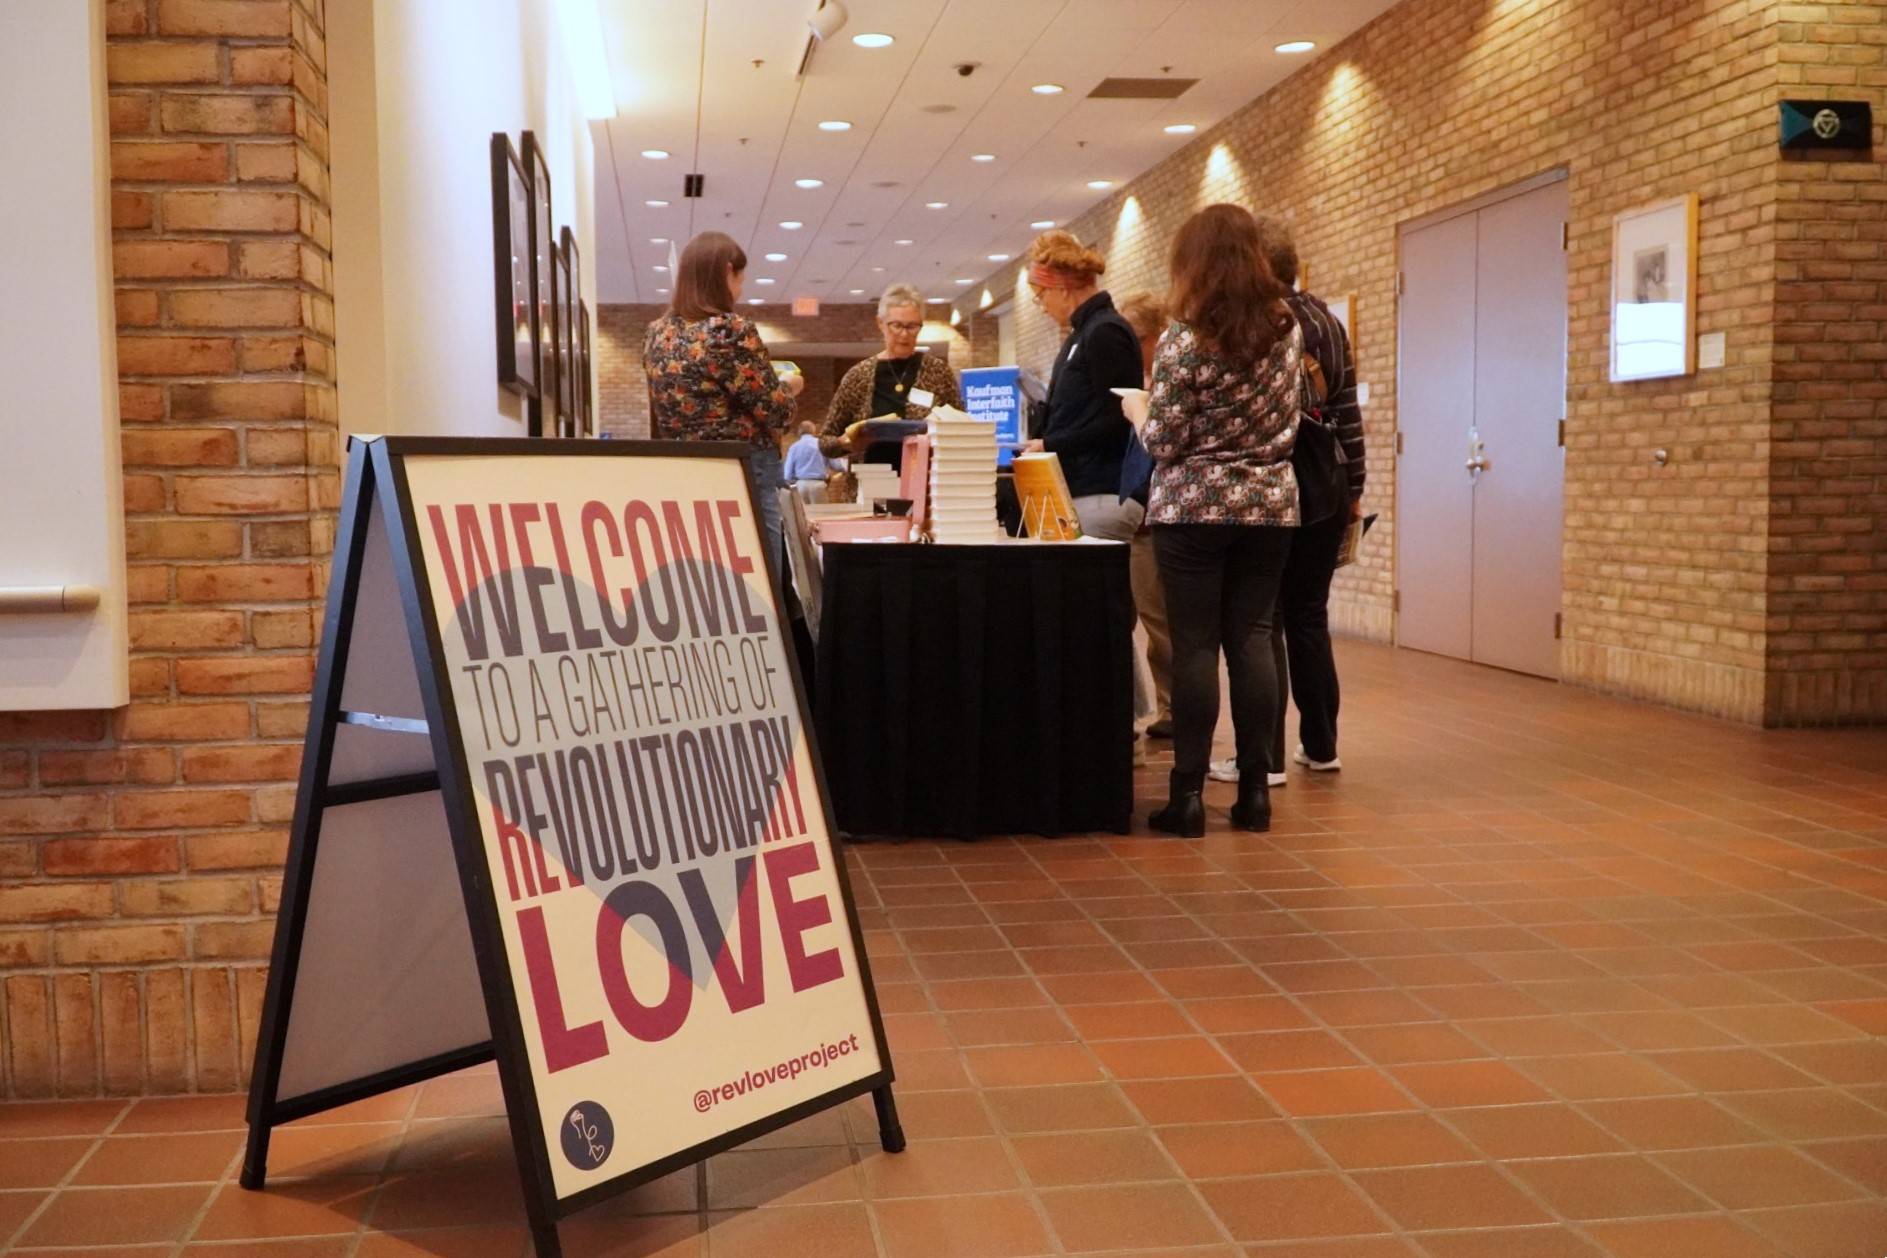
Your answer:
[966,0,1870,723]
[0,0,337,1096]
[1764,5,1887,724]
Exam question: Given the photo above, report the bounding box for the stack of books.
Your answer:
[852,463,901,508]
[927,409,1000,544]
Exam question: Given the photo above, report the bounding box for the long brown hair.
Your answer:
[1167,204,1291,363]
[671,231,746,319]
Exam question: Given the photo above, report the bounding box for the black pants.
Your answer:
[1152,523,1293,779]
[1271,509,1348,767]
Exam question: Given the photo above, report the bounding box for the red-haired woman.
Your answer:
[644,231,804,567]
[1137,204,1302,836]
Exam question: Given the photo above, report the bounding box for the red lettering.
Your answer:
[763,842,844,993]
[596,881,693,1042]
[518,906,606,1072]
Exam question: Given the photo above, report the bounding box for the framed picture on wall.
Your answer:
[577,301,593,436]
[1326,293,1356,353]
[522,130,557,436]
[1610,193,1698,382]
[559,226,580,436]
[488,134,536,398]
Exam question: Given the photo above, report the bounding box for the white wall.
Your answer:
[330,0,597,439]
[0,0,128,710]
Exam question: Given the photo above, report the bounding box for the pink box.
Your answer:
[811,517,913,544]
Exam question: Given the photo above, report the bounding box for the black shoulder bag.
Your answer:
[1291,355,1349,526]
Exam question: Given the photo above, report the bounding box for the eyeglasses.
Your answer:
[883,320,923,334]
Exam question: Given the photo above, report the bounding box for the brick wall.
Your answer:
[596,301,961,439]
[1765,6,1887,723]
[967,0,1884,725]
[0,0,336,1096]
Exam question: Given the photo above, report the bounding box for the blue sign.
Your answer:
[961,366,1023,469]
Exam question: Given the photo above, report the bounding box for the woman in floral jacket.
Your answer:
[644,231,803,566]
[1137,204,1302,839]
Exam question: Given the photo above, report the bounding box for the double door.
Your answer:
[1397,175,1569,678]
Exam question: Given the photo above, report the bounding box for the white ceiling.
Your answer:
[593,0,1402,307]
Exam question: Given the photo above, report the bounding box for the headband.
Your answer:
[1029,261,1086,290]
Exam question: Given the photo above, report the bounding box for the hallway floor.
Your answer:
[3,642,1887,1257]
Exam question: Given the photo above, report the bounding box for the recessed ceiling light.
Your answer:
[927,296,949,303]
[894,239,914,245]
[852,31,893,47]
[765,252,788,261]
[748,297,765,304]
[780,220,803,230]
[970,153,996,162]
[987,253,1009,261]
[1031,220,1056,229]
[1087,180,1113,190]
[653,265,668,272]
[1031,83,1064,95]
[926,201,948,209]
[794,177,824,189]
[650,236,668,244]
[871,266,885,273]
[955,278,973,285]
[1163,123,1197,134]
[756,278,776,285]
[656,287,669,294]
[646,199,669,207]
[641,148,669,159]
[849,288,865,295]
[1275,39,1316,53]
[818,119,852,132]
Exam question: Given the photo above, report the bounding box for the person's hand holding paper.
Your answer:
[1111,387,1150,429]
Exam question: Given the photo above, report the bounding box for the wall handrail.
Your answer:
[0,585,103,614]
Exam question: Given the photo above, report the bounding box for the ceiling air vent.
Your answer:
[1087,77,1197,100]
[683,173,705,197]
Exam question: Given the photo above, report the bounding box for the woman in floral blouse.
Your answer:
[644,231,803,567]
[1137,203,1302,838]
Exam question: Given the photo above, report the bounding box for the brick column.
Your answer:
[0,0,337,1096]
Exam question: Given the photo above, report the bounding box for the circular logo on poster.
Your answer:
[1812,108,1842,140]
[560,1101,614,1171]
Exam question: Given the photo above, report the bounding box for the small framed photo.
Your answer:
[559,226,580,436]
[488,134,536,398]
[1610,193,1698,382]
[522,131,557,435]
[577,301,593,437]
[1326,293,1356,353]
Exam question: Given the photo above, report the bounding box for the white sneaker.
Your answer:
[1292,743,1341,771]
[1208,758,1285,788]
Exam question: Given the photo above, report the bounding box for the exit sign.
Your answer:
[792,296,821,317]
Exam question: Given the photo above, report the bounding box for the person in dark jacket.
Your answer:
[1020,231,1144,542]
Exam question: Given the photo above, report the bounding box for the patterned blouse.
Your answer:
[1141,318,1303,527]
[643,311,796,448]
[818,353,962,458]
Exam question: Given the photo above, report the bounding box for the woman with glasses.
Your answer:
[822,285,962,472]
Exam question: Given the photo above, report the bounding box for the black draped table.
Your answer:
[815,542,1136,839]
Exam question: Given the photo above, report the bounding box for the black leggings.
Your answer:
[1152,524,1294,778]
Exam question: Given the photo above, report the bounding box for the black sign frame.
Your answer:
[241,436,903,1257]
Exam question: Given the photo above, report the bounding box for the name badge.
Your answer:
[908,387,936,409]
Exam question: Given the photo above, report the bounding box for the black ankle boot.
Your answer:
[1230,775,1270,832]
[1149,770,1206,838]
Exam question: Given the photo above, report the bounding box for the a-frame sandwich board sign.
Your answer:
[242,436,903,1257]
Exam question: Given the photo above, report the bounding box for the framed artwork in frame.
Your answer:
[577,301,593,436]
[522,131,557,436]
[488,134,536,399]
[1610,193,1698,382]
[558,227,579,437]
[1326,293,1356,354]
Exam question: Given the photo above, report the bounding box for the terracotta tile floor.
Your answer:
[5,642,1887,1256]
